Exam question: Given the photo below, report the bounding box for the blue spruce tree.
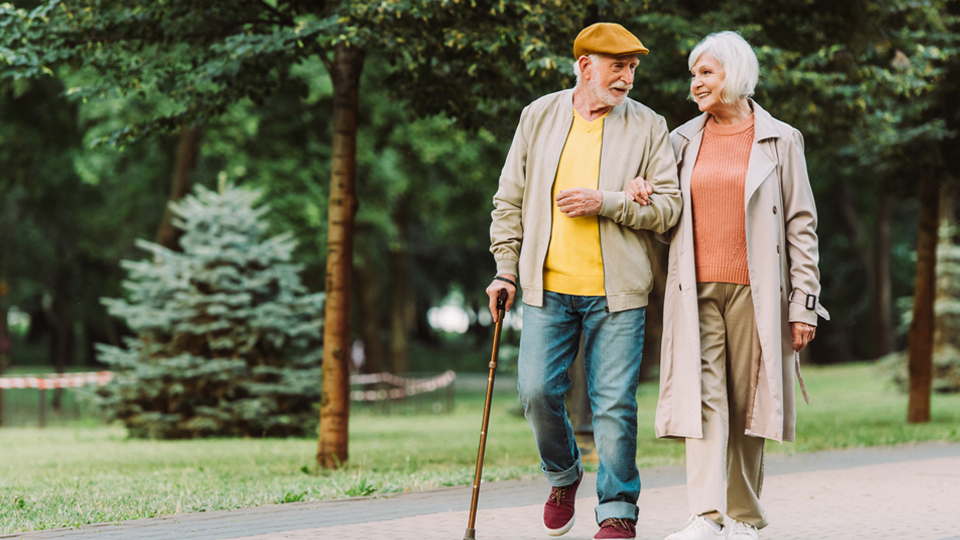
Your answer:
[97,182,324,438]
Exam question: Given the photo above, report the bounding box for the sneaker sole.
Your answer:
[544,515,575,536]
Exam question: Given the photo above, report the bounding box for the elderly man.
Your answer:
[486,22,681,540]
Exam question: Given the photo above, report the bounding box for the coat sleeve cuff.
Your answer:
[598,190,624,220]
[496,258,519,277]
[788,304,819,325]
[788,290,830,322]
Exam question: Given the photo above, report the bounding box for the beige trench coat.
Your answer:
[654,100,830,443]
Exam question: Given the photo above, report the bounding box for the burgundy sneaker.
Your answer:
[542,469,582,536]
[593,518,637,539]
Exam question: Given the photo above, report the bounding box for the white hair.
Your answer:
[688,31,759,103]
[573,54,600,88]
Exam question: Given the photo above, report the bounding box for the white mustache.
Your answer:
[610,82,633,91]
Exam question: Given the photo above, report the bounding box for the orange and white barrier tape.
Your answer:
[0,369,455,401]
[350,370,456,402]
[0,371,114,390]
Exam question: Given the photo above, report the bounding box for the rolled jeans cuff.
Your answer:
[595,500,640,524]
[544,459,581,487]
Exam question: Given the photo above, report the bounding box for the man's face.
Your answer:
[585,54,639,107]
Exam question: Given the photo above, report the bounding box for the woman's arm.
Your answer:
[779,129,830,328]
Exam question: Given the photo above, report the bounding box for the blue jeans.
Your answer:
[518,291,645,523]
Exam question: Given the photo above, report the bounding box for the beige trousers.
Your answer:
[685,283,767,529]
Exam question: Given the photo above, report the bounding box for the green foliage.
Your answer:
[95,183,325,439]
[0,71,174,369]
[0,0,589,142]
[196,52,516,328]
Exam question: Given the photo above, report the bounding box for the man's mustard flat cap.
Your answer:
[573,22,649,59]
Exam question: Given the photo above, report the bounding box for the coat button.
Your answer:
[773,206,778,214]
[777,245,781,254]
[679,283,682,291]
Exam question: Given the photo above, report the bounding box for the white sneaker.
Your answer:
[724,520,758,540]
[664,515,724,540]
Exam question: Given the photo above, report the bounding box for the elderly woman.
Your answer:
[628,32,829,540]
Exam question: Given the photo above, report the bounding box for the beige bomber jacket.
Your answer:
[490,89,682,312]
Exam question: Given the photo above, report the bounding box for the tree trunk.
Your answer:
[837,183,878,358]
[414,294,435,344]
[0,282,8,427]
[388,248,409,375]
[353,249,384,374]
[317,43,365,469]
[155,126,202,251]
[907,166,940,424]
[388,201,410,375]
[104,309,120,347]
[873,193,895,356]
[50,270,74,411]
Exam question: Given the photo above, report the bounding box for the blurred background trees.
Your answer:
[1,0,958,460]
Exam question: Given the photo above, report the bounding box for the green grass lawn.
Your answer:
[1,362,958,533]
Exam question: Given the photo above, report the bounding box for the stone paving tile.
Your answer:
[238,455,960,540]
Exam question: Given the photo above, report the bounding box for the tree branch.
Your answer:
[258,0,297,27]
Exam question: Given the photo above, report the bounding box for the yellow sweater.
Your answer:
[542,109,606,296]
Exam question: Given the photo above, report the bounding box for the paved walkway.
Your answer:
[4,441,959,540]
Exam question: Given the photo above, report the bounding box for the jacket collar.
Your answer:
[675,99,779,142]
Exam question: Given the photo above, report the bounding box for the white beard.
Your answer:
[589,76,632,107]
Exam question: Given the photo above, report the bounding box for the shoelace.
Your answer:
[602,518,634,531]
[682,515,717,533]
[547,486,567,506]
[727,521,756,536]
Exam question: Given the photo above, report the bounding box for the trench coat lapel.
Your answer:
[673,113,708,256]
[743,100,782,204]
[673,115,708,352]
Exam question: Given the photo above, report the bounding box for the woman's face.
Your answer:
[690,52,727,114]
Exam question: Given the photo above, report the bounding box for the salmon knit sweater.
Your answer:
[691,114,755,285]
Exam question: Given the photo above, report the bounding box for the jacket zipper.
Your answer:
[540,114,577,292]
[598,115,607,308]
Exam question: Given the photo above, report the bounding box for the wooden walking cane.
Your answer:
[463,288,508,540]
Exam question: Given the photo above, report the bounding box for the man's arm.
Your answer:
[487,107,530,320]
[597,116,681,233]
